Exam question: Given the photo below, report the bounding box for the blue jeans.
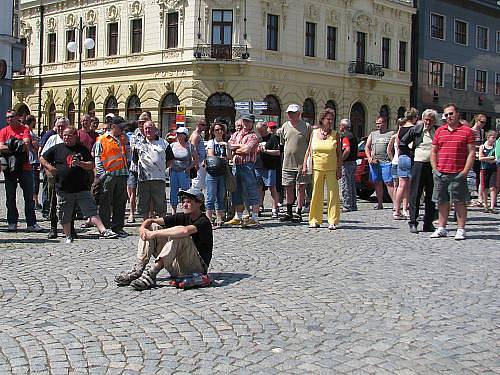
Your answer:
[232,163,260,206]
[205,173,226,210]
[170,169,190,207]
[4,169,37,226]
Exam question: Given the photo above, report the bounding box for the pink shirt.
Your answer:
[229,128,259,165]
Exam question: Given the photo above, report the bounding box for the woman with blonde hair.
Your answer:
[303,108,342,230]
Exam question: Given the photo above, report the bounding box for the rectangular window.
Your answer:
[47,33,56,63]
[267,14,279,51]
[356,31,366,63]
[429,61,444,86]
[475,70,487,92]
[327,26,337,60]
[131,19,142,53]
[167,12,178,49]
[382,37,390,68]
[20,37,27,68]
[497,31,500,53]
[495,73,500,95]
[108,22,118,56]
[66,29,76,61]
[453,65,466,90]
[476,26,489,50]
[305,22,316,57]
[86,26,96,58]
[211,10,233,59]
[430,13,445,40]
[399,41,407,72]
[454,20,467,45]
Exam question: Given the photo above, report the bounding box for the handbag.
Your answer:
[189,166,198,179]
[225,163,237,192]
[205,156,226,177]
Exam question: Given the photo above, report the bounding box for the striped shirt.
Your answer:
[229,128,259,165]
[432,124,474,174]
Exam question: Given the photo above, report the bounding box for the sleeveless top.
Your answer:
[311,129,338,171]
[481,143,496,170]
[370,130,393,162]
[171,141,193,171]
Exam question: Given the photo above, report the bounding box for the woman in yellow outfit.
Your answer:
[303,108,342,229]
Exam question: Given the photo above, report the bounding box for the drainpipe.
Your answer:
[37,1,44,136]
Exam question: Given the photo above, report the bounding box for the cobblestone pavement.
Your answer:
[0,180,499,374]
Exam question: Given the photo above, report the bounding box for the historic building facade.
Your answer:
[411,0,500,129]
[13,0,414,137]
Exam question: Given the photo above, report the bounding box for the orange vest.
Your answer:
[98,134,128,172]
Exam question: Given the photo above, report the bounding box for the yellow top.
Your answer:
[311,129,338,171]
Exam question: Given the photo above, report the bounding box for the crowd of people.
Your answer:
[1,103,499,287]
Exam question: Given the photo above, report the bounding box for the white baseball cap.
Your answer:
[176,126,189,135]
[286,104,302,112]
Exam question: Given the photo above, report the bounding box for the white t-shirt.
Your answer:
[41,134,63,156]
[136,138,169,181]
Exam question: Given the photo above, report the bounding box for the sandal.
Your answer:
[214,221,223,229]
[115,269,143,286]
[130,271,156,291]
[393,214,404,220]
[80,222,92,229]
[126,217,136,224]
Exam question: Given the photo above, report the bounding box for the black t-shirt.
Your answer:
[342,131,358,162]
[260,133,281,170]
[162,213,213,267]
[43,143,93,193]
[398,126,414,157]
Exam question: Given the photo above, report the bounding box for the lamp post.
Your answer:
[67,17,94,127]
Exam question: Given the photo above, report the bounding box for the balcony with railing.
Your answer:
[193,44,249,60]
[348,61,384,77]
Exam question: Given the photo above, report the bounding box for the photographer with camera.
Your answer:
[0,110,41,232]
[40,127,118,243]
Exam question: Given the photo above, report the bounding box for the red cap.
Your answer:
[267,121,277,128]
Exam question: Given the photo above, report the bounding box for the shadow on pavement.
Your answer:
[466,234,500,240]
[209,272,252,287]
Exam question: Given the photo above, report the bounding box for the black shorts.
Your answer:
[481,168,497,189]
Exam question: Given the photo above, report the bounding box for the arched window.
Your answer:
[397,106,406,119]
[350,102,366,139]
[126,95,142,120]
[325,100,337,128]
[104,96,119,119]
[160,93,180,137]
[67,102,75,126]
[262,94,282,125]
[205,92,235,129]
[48,103,57,128]
[87,101,96,117]
[302,98,315,125]
[17,104,30,118]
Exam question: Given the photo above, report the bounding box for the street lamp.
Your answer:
[67,17,94,127]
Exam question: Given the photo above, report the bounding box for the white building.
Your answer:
[14,0,415,137]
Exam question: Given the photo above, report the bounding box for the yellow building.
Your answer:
[13,0,415,138]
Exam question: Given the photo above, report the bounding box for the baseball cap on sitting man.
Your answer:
[178,187,205,203]
[286,104,301,113]
[176,126,189,136]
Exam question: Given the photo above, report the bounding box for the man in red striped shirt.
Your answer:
[430,103,475,240]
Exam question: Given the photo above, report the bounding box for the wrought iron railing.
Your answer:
[348,61,384,77]
[194,44,249,60]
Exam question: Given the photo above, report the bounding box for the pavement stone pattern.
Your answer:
[0,180,499,374]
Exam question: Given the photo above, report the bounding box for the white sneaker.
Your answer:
[328,224,337,230]
[7,223,18,232]
[26,223,43,232]
[454,228,466,241]
[430,227,448,238]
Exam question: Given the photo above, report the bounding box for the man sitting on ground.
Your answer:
[115,187,213,291]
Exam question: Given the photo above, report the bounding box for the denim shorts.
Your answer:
[369,161,392,183]
[232,163,260,206]
[432,172,469,204]
[397,155,412,178]
[391,163,398,180]
[255,168,277,187]
[127,171,138,188]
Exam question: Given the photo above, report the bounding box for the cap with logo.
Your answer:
[176,126,189,135]
[286,104,301,113]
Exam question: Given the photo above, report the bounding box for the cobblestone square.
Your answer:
[0,181,499,374]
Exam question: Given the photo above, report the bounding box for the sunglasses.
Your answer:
[444,112,454,117]
[6,115,16,119]
[214,128,223,132]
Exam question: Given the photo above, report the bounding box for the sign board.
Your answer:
[176,105,186,126]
